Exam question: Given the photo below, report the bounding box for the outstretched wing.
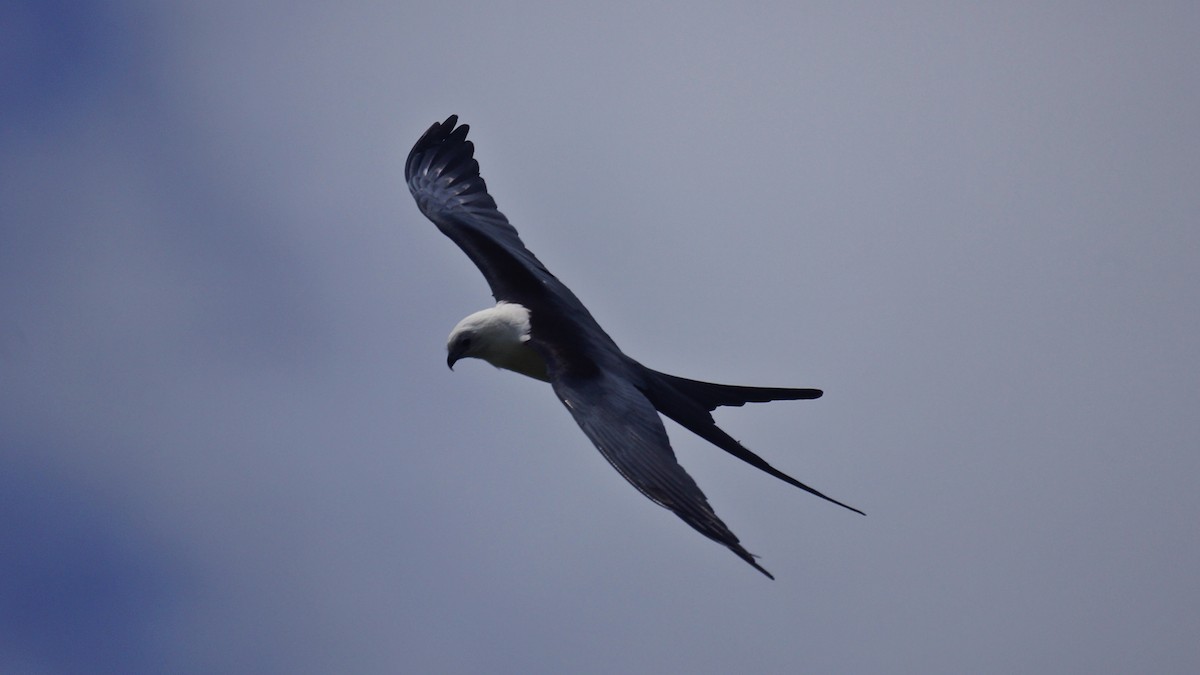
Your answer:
[406,115,616,369]
[551,368,775,579]
[405,115,578,313]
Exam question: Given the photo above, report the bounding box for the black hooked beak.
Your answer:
[447,343,466,371]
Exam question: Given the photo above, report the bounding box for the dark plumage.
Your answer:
[406,115,862,579]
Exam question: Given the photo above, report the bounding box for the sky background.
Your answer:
[3,2,1199,673]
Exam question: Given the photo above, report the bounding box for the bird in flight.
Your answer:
[405,115,862,578]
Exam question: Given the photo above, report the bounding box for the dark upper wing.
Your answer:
[407,115,628,377]
[405,115,578,312]
[551,368,775,579]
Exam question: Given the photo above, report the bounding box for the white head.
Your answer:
[445,302,549,382]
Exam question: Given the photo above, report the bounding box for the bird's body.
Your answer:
[407,116,861,578]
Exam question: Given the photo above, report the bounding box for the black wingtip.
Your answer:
[406,115,467,178]
[433,114,459,136]
[416,114,460,148]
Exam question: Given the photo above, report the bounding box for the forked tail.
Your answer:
[652,371,822,412]
[643,368,864,516]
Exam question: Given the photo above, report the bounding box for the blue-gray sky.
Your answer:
[3,2,1198,673]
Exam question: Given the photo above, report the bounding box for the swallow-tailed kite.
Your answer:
[406,115,862,578]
